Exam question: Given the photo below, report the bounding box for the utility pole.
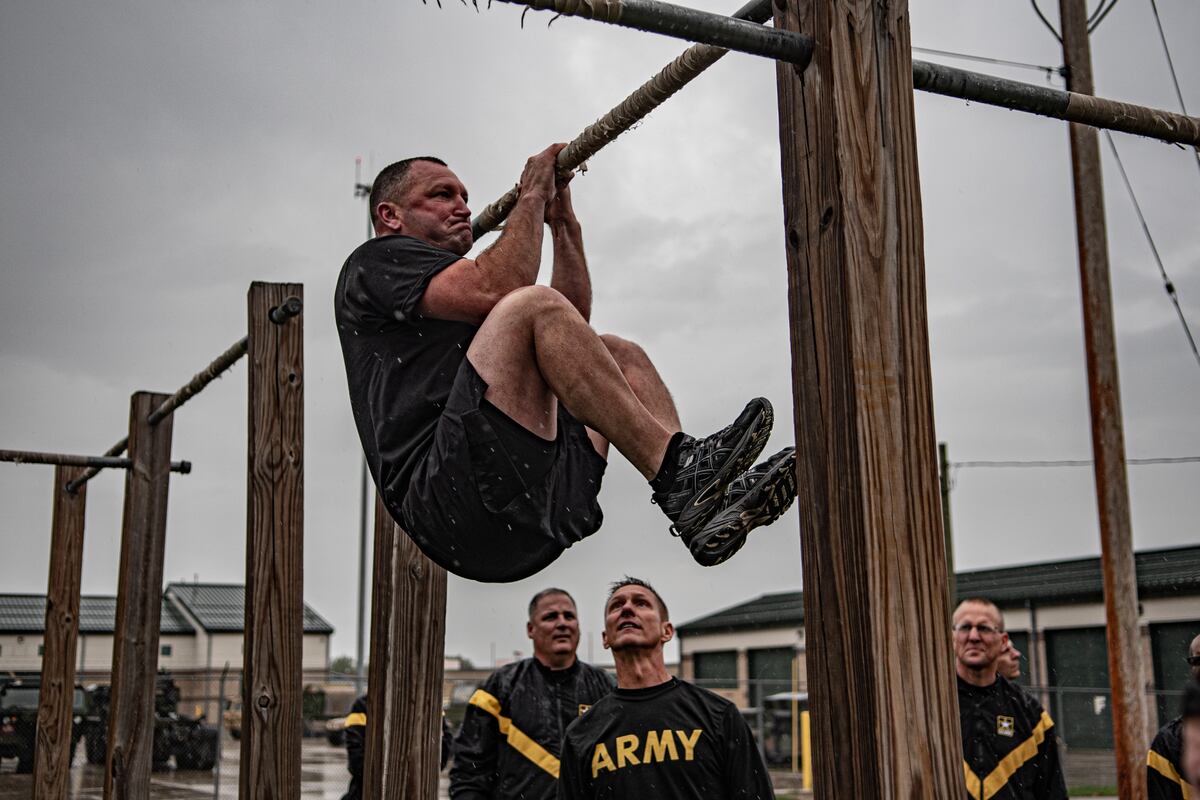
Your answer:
[939,442,955,606]
[354,160,372,696]
[1058,2,1147,797]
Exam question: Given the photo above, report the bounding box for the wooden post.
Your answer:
[1058,1,1147,795]
[773,0,962,795]
[104,392,175,800]
[239,282,305,799]
[363,493,447,798]
[33,466,88,800]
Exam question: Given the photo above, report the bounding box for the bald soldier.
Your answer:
[954,597,1066,800]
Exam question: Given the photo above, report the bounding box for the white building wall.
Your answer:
[679,626,802,655]
[0,634,44,671]
[303,634,330,671]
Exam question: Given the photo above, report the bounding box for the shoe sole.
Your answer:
[673,398,774,537]
[690,450,797,567]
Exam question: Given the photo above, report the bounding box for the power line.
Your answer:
[1087,0,1120,32]
[1146,0,1200,178]
[1103,131,1200,372]
[953,456,1200,468]
[1029,0,1062,41]
[911,46,1064,80]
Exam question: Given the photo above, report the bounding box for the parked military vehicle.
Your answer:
[83,674,218,771]
[0,677,86,774]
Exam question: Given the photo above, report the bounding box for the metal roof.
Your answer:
[0,583,334,636]
[677,544,1200,636]
[0,594,194,635]
[165,583,334,634]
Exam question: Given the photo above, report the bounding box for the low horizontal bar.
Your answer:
[0,448,191,474]
[147,337,249,426]
[912,60,1200,147]
[65,295,304,492]
[494,0,813,66]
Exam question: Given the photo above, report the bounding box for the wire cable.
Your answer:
[1103,131,1200,372]
[1030,0,1062,41]
[1146,0,1200,177]
[912,46,1064,79]
[1087,0,1120,32]
[953,457,1200,468]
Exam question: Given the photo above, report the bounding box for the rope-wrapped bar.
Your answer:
[912,60,1200,147]
[472,0,774,239]
[0,449,191,473]
[495,0,810,63]
[64,295,303,493]
[472,2,1198,239]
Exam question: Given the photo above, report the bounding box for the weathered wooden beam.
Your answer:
[104,392,175,800]
[33,465,88,800]
[0,449,190,475]
[239,282,305,799]
[773,0,961,795]
[1058,2,1147,797]
[364,493,447,799]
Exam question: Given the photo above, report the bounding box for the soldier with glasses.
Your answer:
[953,597,1067,800]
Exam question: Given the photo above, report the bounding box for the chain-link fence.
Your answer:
[3,671,1186,796]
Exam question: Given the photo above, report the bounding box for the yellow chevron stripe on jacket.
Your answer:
[1148,749,1192,799]
[962,711,1055,800]
[469,688,561,778]
[344,712,367,728]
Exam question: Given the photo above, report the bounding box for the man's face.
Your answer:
[385,161,473,256]
[527,593,580,665]
[952,602,1006,672]
[1189,634,1200,682]
[602,584,673,653]
[997,641,1022,680]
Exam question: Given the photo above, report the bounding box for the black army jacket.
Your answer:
[959,675,1068,800]
[451,657,615,800]
[1148,717,1193,799]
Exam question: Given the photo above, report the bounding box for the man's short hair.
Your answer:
[528,588,576,619]
[369,157,448,228]
[954,597,1005,631]
[607,577,669,621]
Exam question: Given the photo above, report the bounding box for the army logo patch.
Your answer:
[578,704,592,716]
[996,715,1015,737]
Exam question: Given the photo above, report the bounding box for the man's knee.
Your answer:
[490,285,575,323]
[599,333,650,369]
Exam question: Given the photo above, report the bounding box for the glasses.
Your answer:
[953,623,1001,637]
[1186,656,1200,667]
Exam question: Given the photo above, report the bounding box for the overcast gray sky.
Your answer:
[1,0,1197,670]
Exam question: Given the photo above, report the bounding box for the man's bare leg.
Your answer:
[466,286,673,479]
[582,334,682,460]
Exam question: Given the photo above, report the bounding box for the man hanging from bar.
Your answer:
[335,144,796,582]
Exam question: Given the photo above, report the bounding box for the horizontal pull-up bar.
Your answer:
[472,0,772,238]
[0,449,192,473]
[472,1,1198,238]
[911,60,1200,147]
[495,0,812,66]
[64,296,303,493]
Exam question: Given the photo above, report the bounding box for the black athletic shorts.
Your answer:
[395,358,607,582]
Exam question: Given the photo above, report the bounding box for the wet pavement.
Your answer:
[0,739,457,799]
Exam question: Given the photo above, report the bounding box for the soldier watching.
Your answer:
[954,597,1067,800]
[451,588,614,800]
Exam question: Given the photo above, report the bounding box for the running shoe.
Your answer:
[652,398,773,537]
[684,446,797,567]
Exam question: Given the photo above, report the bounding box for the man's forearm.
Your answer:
[549,219,592,321]
[475,191,548,295]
